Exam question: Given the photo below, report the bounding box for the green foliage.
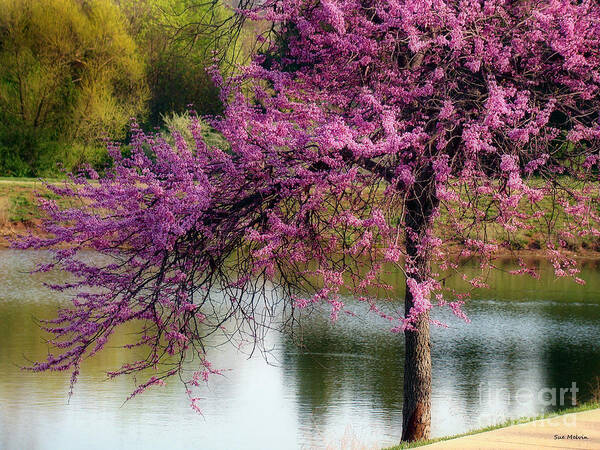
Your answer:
[0,125,58,176]
[0,0,243,177]
[0,0,148,176]
[161,111,228,150]
[117,0,238,126]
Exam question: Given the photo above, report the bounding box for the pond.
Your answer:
[1,249,600,449]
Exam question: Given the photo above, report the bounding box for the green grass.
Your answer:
[8,193,40,222]
[0,176,62,184]
[0,177,50,227]
[1,175,600,254]
[385,402,600,449]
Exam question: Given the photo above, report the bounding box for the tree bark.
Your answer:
[401,173,437,442]
[401,296,432,441]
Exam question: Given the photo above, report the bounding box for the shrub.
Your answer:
[0,0,148,176]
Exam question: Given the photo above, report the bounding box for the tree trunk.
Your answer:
[401,295,432,441]
[401,174,437,442]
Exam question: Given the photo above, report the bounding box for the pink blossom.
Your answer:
[16,0,600,411]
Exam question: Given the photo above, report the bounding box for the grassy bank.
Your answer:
[0,178,48,222]
[0,177,56,245]
[385,402,600,449]
[3,176,600,258]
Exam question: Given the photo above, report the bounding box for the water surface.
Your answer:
[1,250,599,449]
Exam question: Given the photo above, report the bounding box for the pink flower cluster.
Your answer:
[16,0,600,406]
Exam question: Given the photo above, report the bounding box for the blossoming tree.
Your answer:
[20,0,600,442]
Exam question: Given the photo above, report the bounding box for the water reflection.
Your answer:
[1,250,600,449]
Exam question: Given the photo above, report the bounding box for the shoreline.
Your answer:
[4,224,600,261]
[386,402,600,449]
[4,223,600,261]
[3,177,600,260]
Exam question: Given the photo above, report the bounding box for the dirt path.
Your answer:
[421,409,600,449]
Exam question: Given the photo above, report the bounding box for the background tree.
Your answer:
[19,0,600,444]
[0,0,239,176]
[0,0,147,176]
[116,0,241,127]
